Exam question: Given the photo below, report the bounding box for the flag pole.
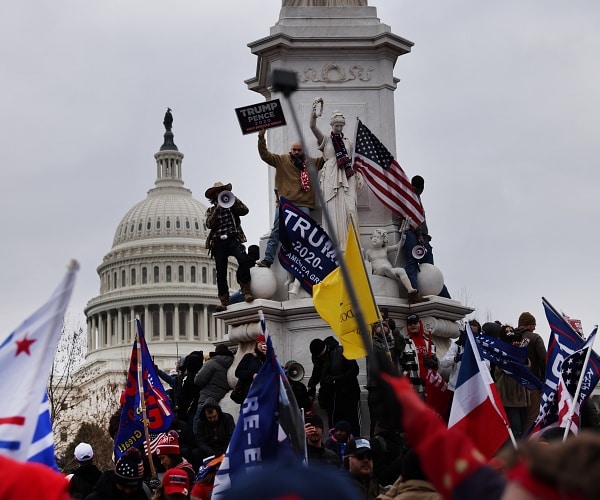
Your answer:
[283,90,375,365]
[562,338,595,442]
[135,318,157,478]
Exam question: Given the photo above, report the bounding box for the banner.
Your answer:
[235,99,286,135]
[114,320,174,459]
[278,197,339,293]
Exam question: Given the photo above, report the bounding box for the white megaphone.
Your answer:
[284,360,305,382]
[217,190,235,208]
[411,245,427,260]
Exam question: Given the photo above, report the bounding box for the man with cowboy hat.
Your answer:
[205,181,253,311]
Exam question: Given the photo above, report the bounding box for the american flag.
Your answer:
[557,331,599,435]
[473,334,543,391]
[352,120,425,226]
[529,298,600,438]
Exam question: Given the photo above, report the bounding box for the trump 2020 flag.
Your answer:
[529,298,600,438]
[312,221,379,360]
[212,330,305,499]
[557,329,600,435]
[278,197,338,293]
[114,319,174,459]
[448,324,510,458]
[0,260,78,468]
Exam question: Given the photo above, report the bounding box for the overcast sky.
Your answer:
[1,1,599,348]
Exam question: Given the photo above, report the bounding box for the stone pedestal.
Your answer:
[221,4,474,433]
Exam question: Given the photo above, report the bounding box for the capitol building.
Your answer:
[84,123,231,368]
[55,121,238,447]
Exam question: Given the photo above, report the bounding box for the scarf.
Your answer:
[409,322,428,383]
[291,153,310,192]
[331,132,354,179]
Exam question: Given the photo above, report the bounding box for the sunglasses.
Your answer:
[353,452,373,461]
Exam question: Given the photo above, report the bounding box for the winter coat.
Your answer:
[69,463,102,499]
[83,470,150,500]
[307,444,342,467]
[377,478,442,500]
[307,336,360,408]
[517,328,547,381]
[194,398,235,459]
[194,352,234,407]
[494,365,530,408]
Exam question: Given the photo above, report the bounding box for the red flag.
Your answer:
[352,120,425,227]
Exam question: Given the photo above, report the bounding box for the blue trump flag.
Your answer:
[114,319,174,459]
[212,331,306,499]
[473,334,543,391]
[278,197,338,293]
[529,298,600,437]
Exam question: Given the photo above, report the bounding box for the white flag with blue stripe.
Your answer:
[0,261,78,468]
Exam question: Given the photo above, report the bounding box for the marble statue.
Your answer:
[364,224,417,295]
[309,100,363,251]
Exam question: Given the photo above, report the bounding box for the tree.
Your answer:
[62,422,115,472]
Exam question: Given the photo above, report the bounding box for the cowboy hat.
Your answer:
[205,182,232,200]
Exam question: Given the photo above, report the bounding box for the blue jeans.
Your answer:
[264,205,311,263]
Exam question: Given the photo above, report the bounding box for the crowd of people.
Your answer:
[6,307,600,499]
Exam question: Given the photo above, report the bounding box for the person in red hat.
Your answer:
[153,431,195,485]
[190,454,224,500]
[151,468,190,500]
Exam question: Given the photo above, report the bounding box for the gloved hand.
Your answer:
[454,353,463,363]
[423,355,439,370]
[321,375,337,385]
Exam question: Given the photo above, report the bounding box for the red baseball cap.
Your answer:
[162,468,190,496]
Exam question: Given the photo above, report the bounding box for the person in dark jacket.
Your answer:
[324,420,353,461]
[153,430,196,485]
[68,442,103,500]
[233,334,267,402]
[192,345,234,431]
[178,351,204,426]
[194,398,235,460]
[84,448,150,500]
[308,336,361,436]
[305,414,341,467]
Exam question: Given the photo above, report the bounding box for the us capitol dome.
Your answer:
[83,111,234,371]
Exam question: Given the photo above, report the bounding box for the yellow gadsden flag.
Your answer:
[312,222,379,359]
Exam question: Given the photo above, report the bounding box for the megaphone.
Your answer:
[411,245,427,260]
[217,190,235,208]
[284,360,305,382]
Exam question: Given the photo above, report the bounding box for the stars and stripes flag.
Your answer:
[0,260,78,469]
[557,330,599,435]
[529,298,600,437]
[352,120,425,227]
[473,334,543,391]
